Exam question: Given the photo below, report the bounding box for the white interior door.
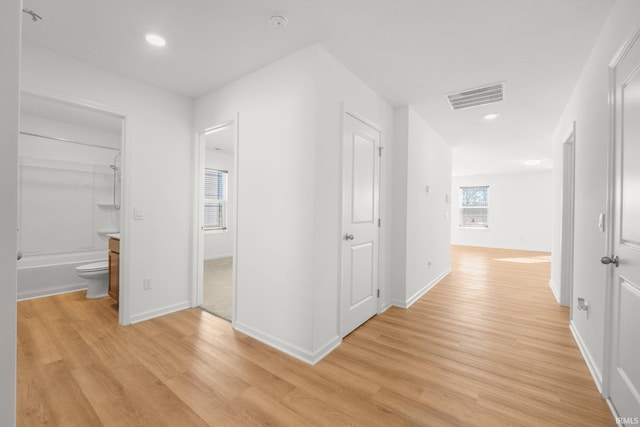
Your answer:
[607,29,640,421]
[341,112,380,337]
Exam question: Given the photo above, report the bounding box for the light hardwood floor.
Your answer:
[17,246,614,426]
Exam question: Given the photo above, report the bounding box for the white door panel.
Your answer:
[352,134,376,224]
[350,242,375,307]
[608,29,640,420]
[621,67,640,246]
[341,112,380,337]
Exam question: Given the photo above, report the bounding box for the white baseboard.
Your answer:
[234,320,340,365]
[17,284,87,301]
[605,397,620,425]
[548,280,561,304]
[312,335,342,363]
[379,300,393,313]
[130,300,192,324]
[393,267,452,309]
[570,321,603,393]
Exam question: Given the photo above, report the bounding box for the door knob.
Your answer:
[17,251,22,261]
[600,255,619,267]
[344,233,354,241]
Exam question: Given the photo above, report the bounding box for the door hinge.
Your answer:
[377,289,380,298]
[378,146,383,156]
[378,218,382,228]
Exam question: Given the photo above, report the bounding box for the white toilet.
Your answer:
[75,261,109,298]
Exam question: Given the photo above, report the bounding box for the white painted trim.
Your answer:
[234,320,341,365]
[17,286,87,301]
[129,301,191,324]
[561,121,577,146]
[343,105,383,133]
[192,117,238,325]
[118,116,131,326]
[570,322,603,393]
[392,267,452,309]
[547,280,561,304]
[20,88,124,121]
[192,132,205,307]
[559,121,576,309]
[312,336,342,364]
[231,113,240,327]
[605,397,621,425]
[379,301,393,313]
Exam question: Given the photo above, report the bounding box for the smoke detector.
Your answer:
[446,82,504,111]
[269,15,288,30]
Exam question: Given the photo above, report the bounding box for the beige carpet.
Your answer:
[201,257,233,321]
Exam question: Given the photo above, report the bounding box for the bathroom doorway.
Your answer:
[195,120,237,322]
[17,92,127,324]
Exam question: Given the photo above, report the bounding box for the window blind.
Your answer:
[204,168,227,230]
[459,186,489,227]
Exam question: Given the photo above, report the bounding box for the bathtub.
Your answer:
[17,250,108,300]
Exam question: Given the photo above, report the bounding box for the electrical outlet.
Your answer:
[143,278,151,290]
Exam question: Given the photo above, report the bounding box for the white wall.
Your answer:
[550,0,640,389]
[451,171,552,252]
[392,106,452,307]
[194,44,394,363]
[203,149,234,260]
[195,45,319,361]
[0,0,20,424]
[314,46,394,354]
[21,44,194,324]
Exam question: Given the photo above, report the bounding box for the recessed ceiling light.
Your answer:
[523,159,542,166]
[145,33,166,47]
[483,113,500,120]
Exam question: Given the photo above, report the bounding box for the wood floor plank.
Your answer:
[36,360,102,427]
[71,362,149,426]
[17,245,615,426]
[109,362,209,427]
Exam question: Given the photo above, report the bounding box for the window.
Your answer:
[204,168,227,231]
[459,186,489,228]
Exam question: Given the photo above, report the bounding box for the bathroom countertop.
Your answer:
[107,233,120,240]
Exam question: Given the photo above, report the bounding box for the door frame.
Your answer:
[192,117,239,324]
[602,26,640,400]
[339,105,383,337]
[18,89,131,325]
[560,122,576,310]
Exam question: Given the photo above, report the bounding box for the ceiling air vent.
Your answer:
[446,83,504,111]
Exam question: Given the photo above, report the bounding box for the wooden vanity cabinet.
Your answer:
[108,237,120,302]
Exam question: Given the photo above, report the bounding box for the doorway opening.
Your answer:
[195,120,237,322]
[17,91,129,325]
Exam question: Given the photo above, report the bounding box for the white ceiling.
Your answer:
[20,0,615,175]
